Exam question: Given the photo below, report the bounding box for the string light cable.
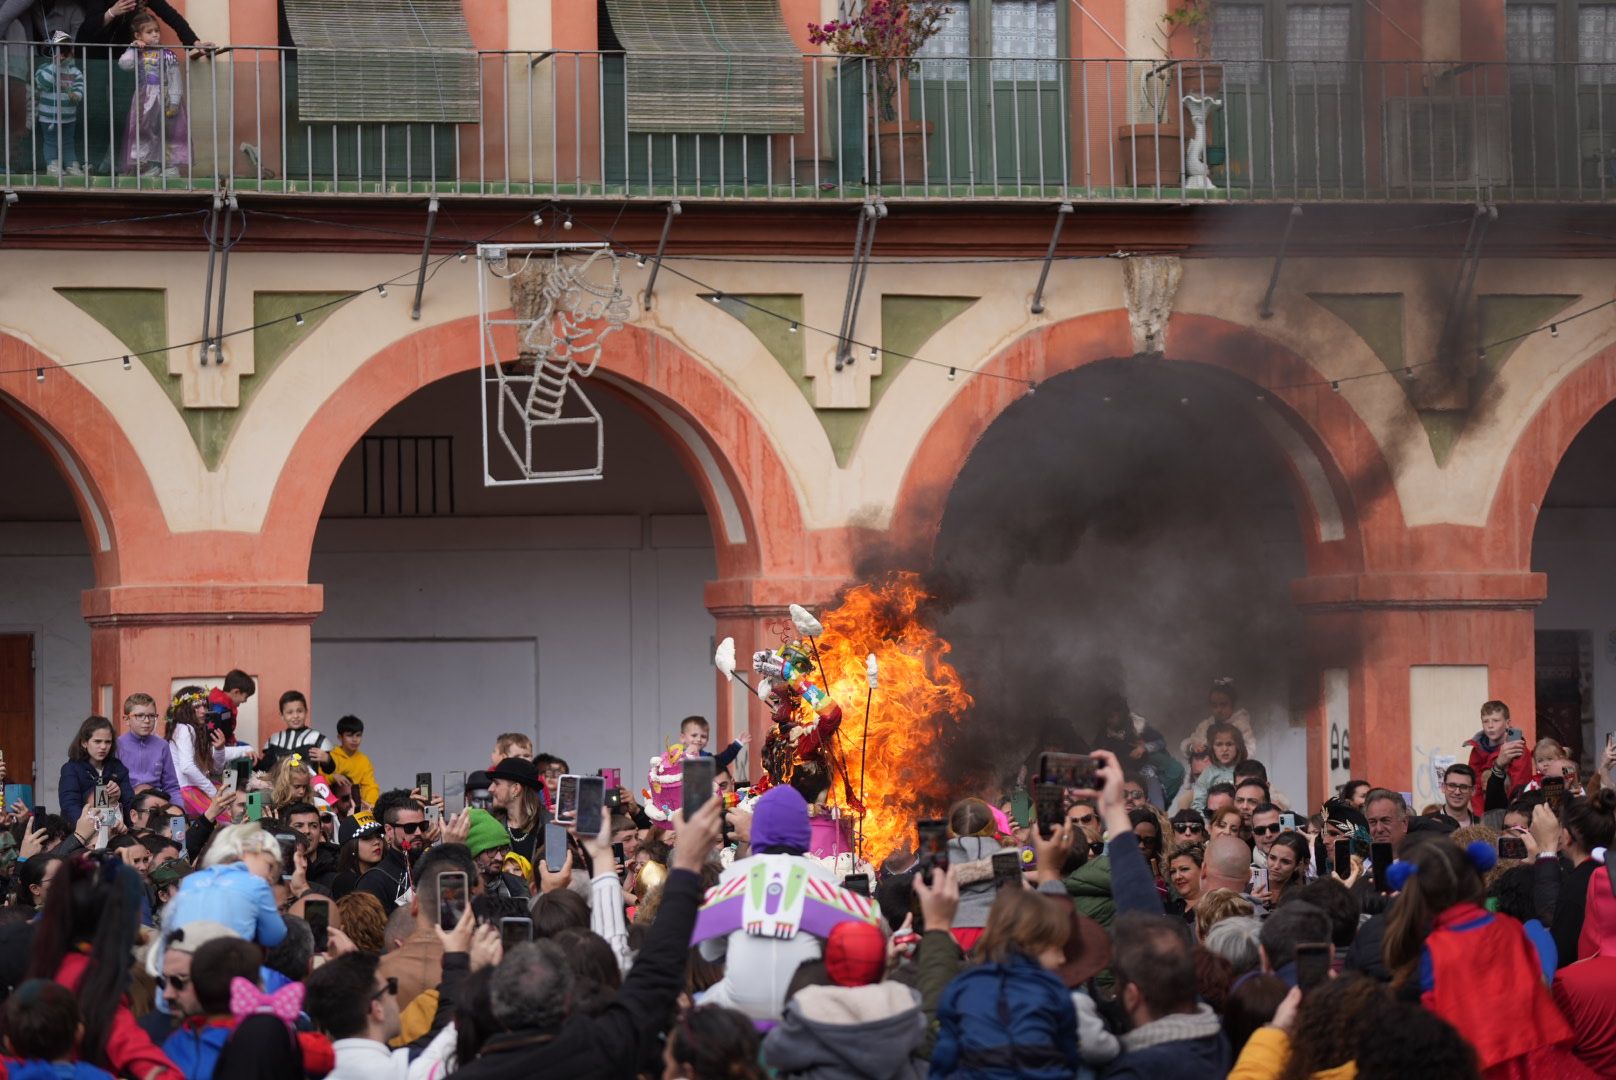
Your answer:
[0,209,542,381]
[0,201,1605,397]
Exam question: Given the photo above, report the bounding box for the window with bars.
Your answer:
[1509,4,1558,83]
[989,1,1058,82]
[915,2,971,81]
[1212,4,1266,85]
[1580,5,1616,83]
[1286,4,1351,84]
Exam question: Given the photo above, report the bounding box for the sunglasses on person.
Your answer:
[1173,822,1205,834]
[1252,823,1283,835]
[371,976,399,1002]
[390,821,427,835]
[156,974,189,991]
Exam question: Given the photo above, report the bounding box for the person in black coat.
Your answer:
[450,797,725,1080]
[58,715,134,823]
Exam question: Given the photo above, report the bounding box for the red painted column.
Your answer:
[1293,571,1545,801]
[83,583,323,742]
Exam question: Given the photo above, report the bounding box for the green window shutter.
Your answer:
[603,0,804,133]
[282,0,480,124]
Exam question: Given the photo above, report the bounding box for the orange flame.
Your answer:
[813,571,974,866]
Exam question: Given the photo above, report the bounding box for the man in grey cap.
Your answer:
[138,919,242,1044]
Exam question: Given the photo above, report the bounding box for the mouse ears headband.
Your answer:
[1386,840,1498,892]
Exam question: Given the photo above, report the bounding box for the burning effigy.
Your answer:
[716,572,974,868]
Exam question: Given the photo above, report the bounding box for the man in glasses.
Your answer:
[1438,763,1480,827]
[355,790,433,915]
[138,920,240,1044]
[304,953,403,1078]
[1248,802,1286,891]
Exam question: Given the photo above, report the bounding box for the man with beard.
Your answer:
[465,809,532,900]
[356,790,434,915]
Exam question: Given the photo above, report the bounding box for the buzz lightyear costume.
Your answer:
[692,785,877,1020]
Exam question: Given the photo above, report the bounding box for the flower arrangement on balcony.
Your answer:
[808,1,952,124]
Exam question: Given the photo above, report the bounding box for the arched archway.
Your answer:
[890,310,1389,576]
[887,310,1414,803]
[262,316,805,584]
[267,316,814,773]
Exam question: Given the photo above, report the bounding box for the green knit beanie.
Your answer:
[465,809,511,857]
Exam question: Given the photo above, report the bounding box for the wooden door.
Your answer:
[0,636,35,793]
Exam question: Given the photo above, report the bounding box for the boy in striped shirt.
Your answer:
[33,32,84,177]
[264,689,335,773]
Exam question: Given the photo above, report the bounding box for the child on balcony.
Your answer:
[117,11,187,177]
[32,32,83,177]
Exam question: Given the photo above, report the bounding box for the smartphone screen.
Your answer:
[304,899,330,952]
[682,758,716,824]
[437,871,468,932]
[555,774,580,824]
[1333,839,1352,879]
[575,777,605,837]
[416,773,433,800]
[544,821,569,873]
[1371,842,1394,893]
[842,873,871,897]
[611,842,626,876]
[442,771,466,815]
[1543,778,1566,808]
[500,917,534,950]
[917,819,950,882]
[1033,782,1063,840]
[275,832,297,877]
[234,759,251,791]
[1295,942,1331,991]
[1038,752,1097,790]
[991,850,1021,889]
[1498,834,1528,860]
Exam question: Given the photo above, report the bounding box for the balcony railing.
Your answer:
[5,46,1616,203]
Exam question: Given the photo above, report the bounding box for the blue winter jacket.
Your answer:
[57,757,134,823]
[161,1019,232,1080]
[929,953,1079,1079]
[7,1061,115,1080]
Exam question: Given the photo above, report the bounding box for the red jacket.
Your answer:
[1465,728,1534,817]
[54,953,181,1080]
[1424,904,1578,1077]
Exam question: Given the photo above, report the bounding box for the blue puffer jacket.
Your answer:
[161,1018,233,1080]
[7,1061,115,1080]
[929,953,1079,1079]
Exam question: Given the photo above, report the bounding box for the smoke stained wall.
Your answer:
[915,359,1311,786]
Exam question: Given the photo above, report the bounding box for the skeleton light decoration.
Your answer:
[476,243,631,485]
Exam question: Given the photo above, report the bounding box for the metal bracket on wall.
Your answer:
[198,191,240,366]
[1436,203,1497,368]
[411,197,440,320]
[1030,202,1074,315]
[0,190,16,246]
[1258,205,1304,319]
[640,200,681,311]
[835,198,886,371]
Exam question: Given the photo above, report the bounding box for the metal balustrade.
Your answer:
[4,46,1616,203]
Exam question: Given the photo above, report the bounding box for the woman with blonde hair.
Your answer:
[932,888,1079,1078]
[1209,806,1245,840]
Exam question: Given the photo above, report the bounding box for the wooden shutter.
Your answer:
[281,0,480,123]
[602,0,804,133]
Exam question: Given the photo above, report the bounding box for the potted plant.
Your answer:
[1162,0,1222,96]
[809,1,952,184]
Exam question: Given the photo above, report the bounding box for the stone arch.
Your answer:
[889,309,1399,577]
[263,316,806,583]
[0,332,161,587]
[1486,344,1616,569]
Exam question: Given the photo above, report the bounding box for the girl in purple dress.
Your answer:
[116,11,187,176]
